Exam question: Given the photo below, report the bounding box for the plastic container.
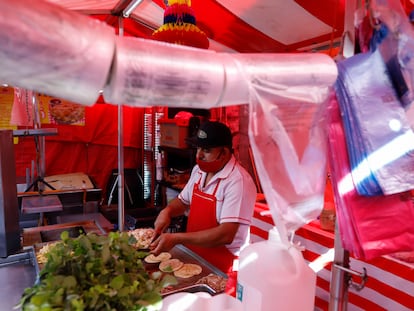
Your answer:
[236,227,316,311]
[161,292,243,311]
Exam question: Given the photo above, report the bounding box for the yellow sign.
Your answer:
[0,86,18,142]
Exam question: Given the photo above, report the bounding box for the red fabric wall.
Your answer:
[14,101,144,196]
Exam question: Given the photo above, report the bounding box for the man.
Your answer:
[150,121,257,296]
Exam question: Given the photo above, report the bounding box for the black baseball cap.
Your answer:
[187,121,233,149]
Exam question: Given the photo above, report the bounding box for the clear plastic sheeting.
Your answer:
[0,0,115,105]
[104,37,339,110]
[244,53,338,238]
[103,36,226,108]
[104,35,340,237]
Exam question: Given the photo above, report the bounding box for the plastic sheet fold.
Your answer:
[244,54,338,235]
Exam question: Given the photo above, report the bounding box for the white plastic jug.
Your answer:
[161,292,243,311]
[236,227,316,311]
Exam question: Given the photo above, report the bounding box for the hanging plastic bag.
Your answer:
[335,48,414,196]
[372,0,414,110]
[246,54,337,235]
[327,96,414,260]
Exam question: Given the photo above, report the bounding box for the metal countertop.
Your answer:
[0,249,37,311]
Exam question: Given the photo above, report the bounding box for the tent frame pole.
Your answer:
[116,0,146,231]
[117,15,125,232]
[329,0,358,309]
[329,221,349,311]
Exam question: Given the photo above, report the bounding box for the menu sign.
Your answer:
[5,87,85,127]
[37,94,85,126]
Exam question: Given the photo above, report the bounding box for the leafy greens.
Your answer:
[17,231,176,311]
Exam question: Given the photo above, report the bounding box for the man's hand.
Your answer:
[149,232,179,255]
[153,198,188,236]
[153,208,171,236]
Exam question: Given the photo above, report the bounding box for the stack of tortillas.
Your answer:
[173,263,203,278]
[159,259,184,273]
[144,252,202,278]
[144,252,172,263]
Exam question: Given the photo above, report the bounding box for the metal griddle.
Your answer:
[40,226,85,242]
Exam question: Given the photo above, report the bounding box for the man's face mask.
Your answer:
[196,148,225,173]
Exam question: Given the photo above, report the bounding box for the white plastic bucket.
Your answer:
[237,227,316,311]
[161,292,243,311]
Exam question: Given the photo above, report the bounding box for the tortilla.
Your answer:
[144,252,172,263]
[173,263,203,278]
[159,258,184,272]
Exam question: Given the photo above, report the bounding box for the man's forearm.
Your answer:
[163,197,187,218]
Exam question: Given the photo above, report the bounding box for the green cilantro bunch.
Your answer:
[17,231,176,311]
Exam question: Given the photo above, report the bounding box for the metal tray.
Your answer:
[145,244,227,296]
[161,284,216,297]
[22,220,106,247]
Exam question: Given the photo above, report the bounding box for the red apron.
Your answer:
[186,176,238,296]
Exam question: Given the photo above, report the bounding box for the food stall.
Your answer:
[1,0,414,310]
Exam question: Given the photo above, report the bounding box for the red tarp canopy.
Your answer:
[12,0,414,191]
[44,0,414,53]
[14,96,144,193]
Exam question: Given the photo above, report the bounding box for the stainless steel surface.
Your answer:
[12,128,58,137]
[174,244,227,278]
[0,248,37,311]
[21,195,63,214]
[56,213,114,233]
[18,188,102,198]
[22,220,107,247]
[161,284,216,297]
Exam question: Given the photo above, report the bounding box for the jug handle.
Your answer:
[288,243,312,277]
